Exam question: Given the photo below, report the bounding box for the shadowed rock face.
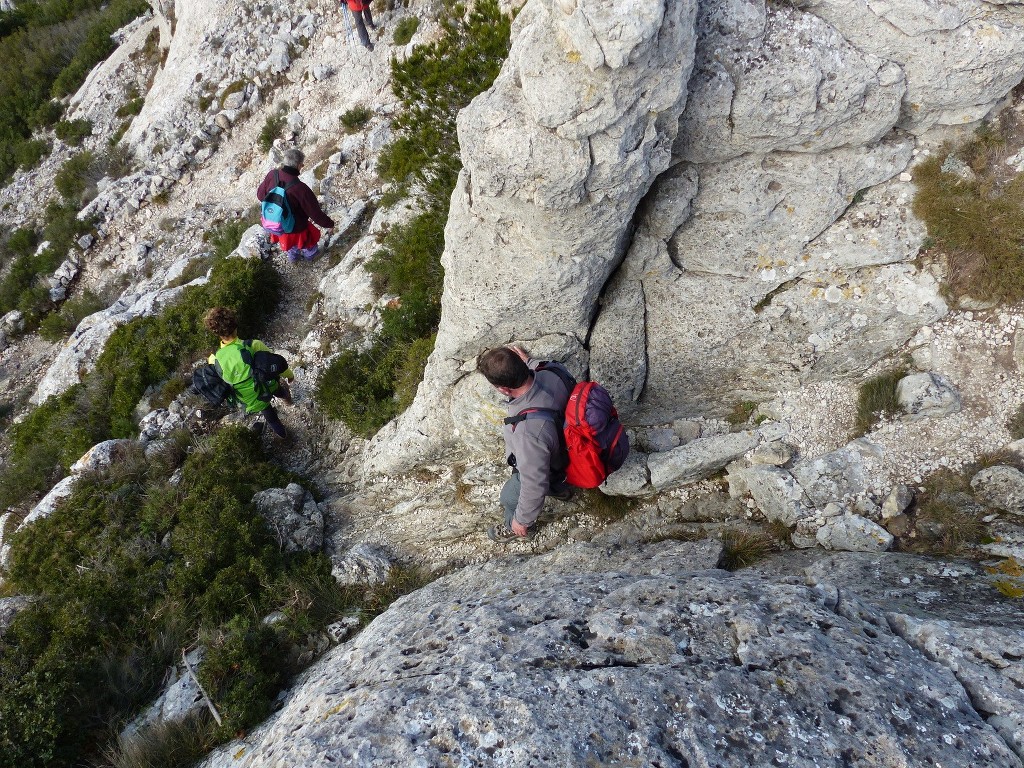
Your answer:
[201,542,1022,768]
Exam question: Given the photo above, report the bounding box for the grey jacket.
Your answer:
[503,359,571,526]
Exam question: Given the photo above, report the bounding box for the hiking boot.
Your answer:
[487,522,536,543]
[550,485,575,502]
[301,246,319,261]
[286,247,300,263]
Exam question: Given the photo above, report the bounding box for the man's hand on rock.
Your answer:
[511,519,530,537]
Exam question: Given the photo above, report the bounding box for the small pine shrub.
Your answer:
[258,112,287,153]
[203,218,251,260]
[54,118,93,146]
[30,100,64,129]
[853,367,906,436]
[14,138,50,170]
[340,104,372,132]
[38,290,107,341]
[115,96,144,118]
[392,15,419,45]
[55,150,97,201]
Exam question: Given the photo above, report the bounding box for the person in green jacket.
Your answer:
[204,306,294,438]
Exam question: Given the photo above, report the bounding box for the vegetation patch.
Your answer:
[392,15,419,45]
[0,0,147,181]
[316,0,512,436]
[726,400,758,426]
[115,96,144,118]
[0,222,279,510]
[340,104,372,132]
[853,367,906,436]
[1006,403,1024,440]
[54,118,93,146]
[0,202,93,329]
[719,529,775,570]
[912,119,1024,304]
[15,137,49,170]
[37,289,107,341]
[0,426,435,765]
[258,108,287,154]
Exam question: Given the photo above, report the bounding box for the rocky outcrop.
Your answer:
[365,0,699,472]
[201,542,1022,767]
[251,483,324,553]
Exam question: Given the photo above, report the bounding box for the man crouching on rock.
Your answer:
[477,345,574,542]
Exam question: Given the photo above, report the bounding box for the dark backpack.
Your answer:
[192,364,235,406]
[260,170,297,234]
[504,362,630,489]
[240,340,288,402]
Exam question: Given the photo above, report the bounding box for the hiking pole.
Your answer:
[182,646,223,727]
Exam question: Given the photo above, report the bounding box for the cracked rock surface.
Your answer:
[202,542,1021,768]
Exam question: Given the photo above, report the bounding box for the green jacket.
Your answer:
[209,339,292,414]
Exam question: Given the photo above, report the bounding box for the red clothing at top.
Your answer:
[256,166,335,233]
[346,0,370,10]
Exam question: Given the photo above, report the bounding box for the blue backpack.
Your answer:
[260,170,297,234]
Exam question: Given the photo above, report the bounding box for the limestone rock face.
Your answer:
[972,466,1024,515]
[802,0,1024,132]
[365,0,698,472]
[251,484,324,554]
[677,2,905,163]
[898,371,963,421]
[201,542,1020,768]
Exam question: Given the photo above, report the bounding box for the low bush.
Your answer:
[257,111,287,154]
[392,15,419,45]
[1007,403,1024,439]
[340,104,372,132]
[0,202,92,327]
[53,118,93,146]
[55,150,96,200]
[0,426,434,765]
[853,367,906,436]
[115,96,144,118]
[37,289,106,341]
[14,137,49,170]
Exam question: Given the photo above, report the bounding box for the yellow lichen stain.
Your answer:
[785,205,795,215]
[774,259,788,267]
[910,103,921,112]
[322,698,354,721]
[233,748,247,760]
[809,287,824,299]
[567,50,582,63]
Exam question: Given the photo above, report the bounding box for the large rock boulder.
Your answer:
[201,542,1020,767]
[365,0,699,473]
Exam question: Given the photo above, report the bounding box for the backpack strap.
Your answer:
[503,407,561,429]
[535,361,577,394]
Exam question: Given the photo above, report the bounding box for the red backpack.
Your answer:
[504,363,629,489]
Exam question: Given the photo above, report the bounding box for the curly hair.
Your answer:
[203,306,238,338]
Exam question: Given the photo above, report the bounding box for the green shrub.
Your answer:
[392,15,419,45]
[726,400,758,426]
[218,79,246,109]
[14,137,49,169]
[316,2,511,436]
[115,96,144,118]
[53,118,93,146]
[0,425,434,765]
[912,121,1024,304]
[54,150,95,200]
[29,100,64,129]
[258,110,287,154]
[853,367,906,436]
[0,0,146,184]
[203,218,251,260]
[340,104,372,132]
[38,289,106,341]
[0,202,92,327]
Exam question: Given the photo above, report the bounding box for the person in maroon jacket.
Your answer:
[256,148,335,263]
